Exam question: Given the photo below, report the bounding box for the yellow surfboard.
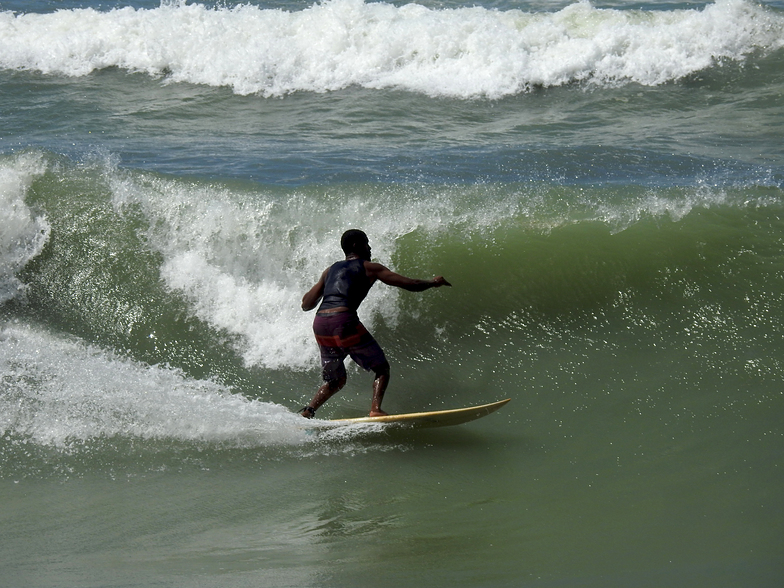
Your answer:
[328,398,511,428]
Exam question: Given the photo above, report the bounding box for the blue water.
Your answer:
[2,0,784,586]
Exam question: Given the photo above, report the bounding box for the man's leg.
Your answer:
[370,374,389,417]
[301,355,347,418]
[369,362,390,417]
[342,319,389,417]
[303,375,347,417]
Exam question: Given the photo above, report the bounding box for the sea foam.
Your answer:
[1,0,781,98]
[0,153,50,304]
[0,321,309,448]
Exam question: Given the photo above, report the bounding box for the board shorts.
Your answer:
[313,311,387,383]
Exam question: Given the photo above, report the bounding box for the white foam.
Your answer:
[0,321,411,456]
[1,0,781,98]
[0,322,309,448]
[0,152,50,304]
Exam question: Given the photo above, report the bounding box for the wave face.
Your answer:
[1,0,783,97]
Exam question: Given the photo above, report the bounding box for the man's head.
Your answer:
[341,229,371,259]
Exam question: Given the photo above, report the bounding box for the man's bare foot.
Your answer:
[369,409,389,417]
[299,406,316,419]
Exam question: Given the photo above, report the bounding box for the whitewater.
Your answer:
[1,0,782,97]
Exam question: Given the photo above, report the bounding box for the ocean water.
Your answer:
[2,0,784,586]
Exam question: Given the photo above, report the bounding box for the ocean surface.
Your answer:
[2,0,784,586]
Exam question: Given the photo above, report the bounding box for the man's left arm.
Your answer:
[366,262,451,291]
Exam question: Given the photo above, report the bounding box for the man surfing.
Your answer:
[300,229,451,418]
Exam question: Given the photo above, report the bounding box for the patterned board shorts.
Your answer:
[313,311,387,382]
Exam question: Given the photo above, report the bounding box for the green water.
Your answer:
[3,412,781,587]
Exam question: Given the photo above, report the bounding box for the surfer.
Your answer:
[300,229,451,418]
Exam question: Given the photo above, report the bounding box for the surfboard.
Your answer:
[327,398,511,428]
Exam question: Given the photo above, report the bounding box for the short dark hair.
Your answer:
[340,229,368,255]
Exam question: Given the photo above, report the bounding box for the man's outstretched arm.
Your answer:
[365,262,451,291]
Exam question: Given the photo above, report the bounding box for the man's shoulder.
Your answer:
[363,261,389,275]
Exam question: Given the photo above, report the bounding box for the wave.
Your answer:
[3,150,784,466]
[5,150,784,377]
[1,0,782,98]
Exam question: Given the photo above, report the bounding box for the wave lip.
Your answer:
[1,0,782,98]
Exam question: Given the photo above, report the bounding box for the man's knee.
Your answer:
[327,376,347,391]
[373,361,390,380]
[322,360,347,384]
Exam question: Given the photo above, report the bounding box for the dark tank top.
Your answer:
[319,258,374,312]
